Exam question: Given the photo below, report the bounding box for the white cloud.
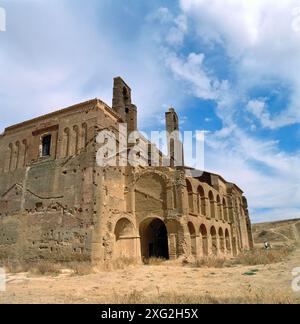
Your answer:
[165,52,227,100]
[154,0,300,222]
[180,0,300,128]
[0,1,183,132]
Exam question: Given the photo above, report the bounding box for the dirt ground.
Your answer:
[1,246,300,304]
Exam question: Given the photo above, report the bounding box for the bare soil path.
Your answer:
[1,247,300,304]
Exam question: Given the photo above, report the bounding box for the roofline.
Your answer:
[4,98,121,134]
[186,168,244,194]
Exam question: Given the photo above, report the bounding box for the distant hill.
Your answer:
[252,219,300,244]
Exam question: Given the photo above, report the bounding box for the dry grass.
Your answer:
[194,257,229,268]
[67,262,94,276]
[96,257,138,272]
[234,246,294,266]
[0,260,61,276]
[1,257,138,276]
[29,262,61,276]
[192,246,294,268]
[111,288,296,304]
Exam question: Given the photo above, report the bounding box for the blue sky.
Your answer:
[1,0,300,223]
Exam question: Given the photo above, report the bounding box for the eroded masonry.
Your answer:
[0,77,253,263]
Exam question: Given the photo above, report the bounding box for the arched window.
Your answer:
[209,191,215,219]
[197,186,206,216]
[186,180,194,213]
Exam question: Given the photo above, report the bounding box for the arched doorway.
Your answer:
[139,218,169,260]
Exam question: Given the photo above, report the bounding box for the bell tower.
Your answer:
[165,107,184,167]
[112,77,137,134]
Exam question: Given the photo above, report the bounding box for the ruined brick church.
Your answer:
[0,77,253,263]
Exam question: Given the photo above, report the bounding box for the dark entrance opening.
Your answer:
[140,218,169,260]
[42,135,51,157]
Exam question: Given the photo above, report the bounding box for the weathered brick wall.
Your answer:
[0,100,119,262]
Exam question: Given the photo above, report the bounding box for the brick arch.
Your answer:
[114,217,136,259]
[139,217,169,260]
[133,170,170,186]
[200,224,208,256]
[188,222,197,257]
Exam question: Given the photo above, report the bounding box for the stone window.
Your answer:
[41,135,51,157]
